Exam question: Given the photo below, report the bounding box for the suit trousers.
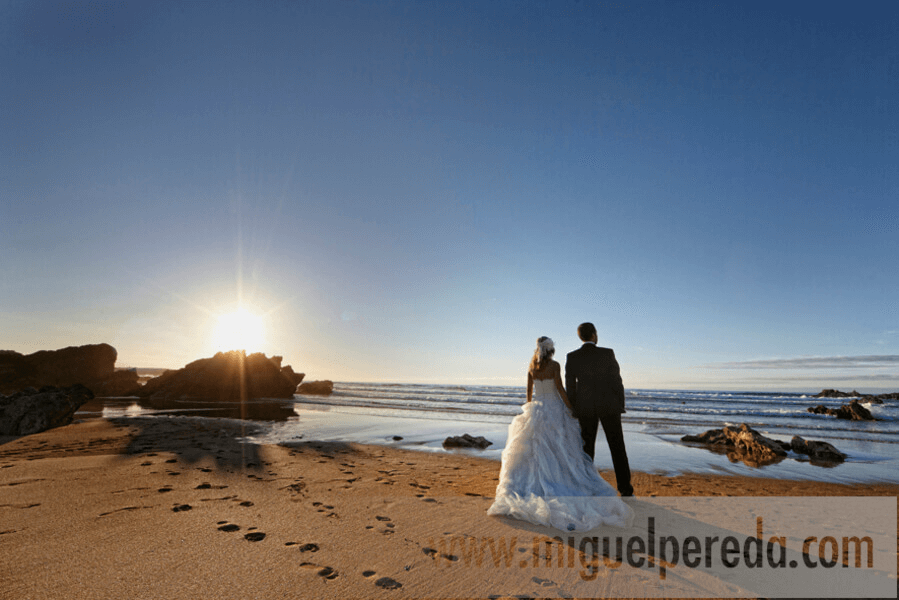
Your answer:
[577,413,633,497]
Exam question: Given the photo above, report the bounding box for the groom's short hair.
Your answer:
[578,322,597,342]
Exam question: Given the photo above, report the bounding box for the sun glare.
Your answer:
[212,308,265,353]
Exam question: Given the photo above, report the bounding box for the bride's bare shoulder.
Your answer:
[530,361,560,381]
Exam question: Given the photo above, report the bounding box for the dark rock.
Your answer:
[681,423,787,467]
[280,365,305,387]
[682,424,850,468]
[813,389,860,398]
[296,380,334,396]
[137,351,301,401]
[269,354,305,386]
[813,390,897,403]
[92,369,141,397]
[0,384,94,436]
[790,436,846,462]
[0,344,138,396]
[807,400,876,421]
[442,433,493,450]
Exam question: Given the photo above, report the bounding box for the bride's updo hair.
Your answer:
[529,336,555,374]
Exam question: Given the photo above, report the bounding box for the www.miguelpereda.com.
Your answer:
[427,517,875,581]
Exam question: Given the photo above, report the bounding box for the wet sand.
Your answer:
[1,417,896,599]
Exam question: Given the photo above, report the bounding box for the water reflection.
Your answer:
[77,397,297,421]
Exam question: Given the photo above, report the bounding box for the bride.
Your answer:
[487,337,632,531]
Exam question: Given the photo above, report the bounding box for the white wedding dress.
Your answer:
[487,378,633,531]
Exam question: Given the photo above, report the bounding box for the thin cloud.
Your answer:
[730,373,899,383]
[703,355,899,370]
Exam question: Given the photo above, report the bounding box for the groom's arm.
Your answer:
[564,354,577,406]
[609,350,625,412]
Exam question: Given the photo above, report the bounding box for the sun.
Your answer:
[212,308,265,353]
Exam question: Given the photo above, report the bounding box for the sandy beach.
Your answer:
[1,416,897,599]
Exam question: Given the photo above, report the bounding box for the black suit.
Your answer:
[565,343,633,496]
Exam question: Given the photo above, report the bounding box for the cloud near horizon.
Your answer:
[702,355,899,370]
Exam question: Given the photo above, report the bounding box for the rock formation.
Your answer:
[296,380,334,395]
[813,389,897,403]
[682,423,848,467]
[790,436,846,462]
[682,423,788,466]
[138,351,301,401]
[268,356,305,386]
[814,389,861,398]
[0,344,140,396]
[0,384,94,436]
[93,369,142,397]
[443,434,493,450]
[807,400,876,421]
[279,365,305,387]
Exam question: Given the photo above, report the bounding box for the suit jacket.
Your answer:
[565,343,625,418]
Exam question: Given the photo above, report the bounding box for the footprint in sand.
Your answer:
[244,532,266,542]
[299,562,338,580]
[298,543,320,552]
[532,576,555,587]
[218,524,240,532]
[422,547,457,562]
[375,576,402,590]
[362,570,376,577]
[172,504,192,512]
[158,487,174,494]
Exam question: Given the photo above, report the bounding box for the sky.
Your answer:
[2,0,897,392]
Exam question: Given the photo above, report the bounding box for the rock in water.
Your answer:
[137,351,301,401]
[813,389,860,398]
[296,380,333,395]
[790,436,846,462]
[443,433,493,450]
[279,364,305,387]
[682,424,849,467]
[0,384,94,436]
[807,400,876,421]
[682,423,788,466]
[813,389,897,403]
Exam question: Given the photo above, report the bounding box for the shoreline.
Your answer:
[2,417,897,598]
[79,395,899,485]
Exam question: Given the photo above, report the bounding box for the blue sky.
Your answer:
[2,1,896,391]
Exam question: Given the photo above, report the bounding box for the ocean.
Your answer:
[92,382,899,484]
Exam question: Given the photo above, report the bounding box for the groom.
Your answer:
[565,322,634,497]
